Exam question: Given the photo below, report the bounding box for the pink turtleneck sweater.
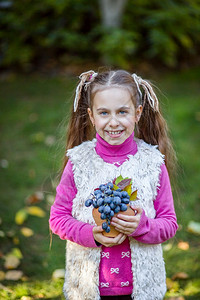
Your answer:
[49,133,178,296]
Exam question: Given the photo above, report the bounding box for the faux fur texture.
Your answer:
[63,138,166,300]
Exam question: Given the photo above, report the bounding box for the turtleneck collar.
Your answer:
[95,131,137,164]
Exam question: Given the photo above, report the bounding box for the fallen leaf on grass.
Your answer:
[52,269,65,279]
[166,278,180,292]
[0,271,5,281]
[163,243,173,251]
[8,248,23,259]
[187,221,200,235]
[25,191,44,205]
[4,255,20,269]
[13,237,20,245]
[21,296,32,300]
[15,208,28,225]
[177,241,189,250]
[172,272,189,280]
[5,270,23,281]
[20,227,34,237]
[0,230,5,237]
[26,206,46,217]
[0,159,9,168]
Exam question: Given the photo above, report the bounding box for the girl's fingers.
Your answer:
[93,226,126,247]
[93,225,104,233]
[112,217,137,229]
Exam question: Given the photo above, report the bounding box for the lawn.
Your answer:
[0,68,200,299]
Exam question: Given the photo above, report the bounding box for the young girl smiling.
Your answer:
[49,69,178,300]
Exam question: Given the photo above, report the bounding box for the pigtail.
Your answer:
[62,72,97,171]
[133,74,177,177]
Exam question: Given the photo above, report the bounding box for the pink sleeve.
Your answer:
[49,160,98,248]
[131,164,178,244]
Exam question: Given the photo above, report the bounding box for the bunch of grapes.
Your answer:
[85,182,130,233]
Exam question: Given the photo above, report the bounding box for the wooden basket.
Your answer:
[92,205,135,237]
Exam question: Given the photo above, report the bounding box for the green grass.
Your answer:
[0,69,200,299]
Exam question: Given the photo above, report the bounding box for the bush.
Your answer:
[0,0,200,69]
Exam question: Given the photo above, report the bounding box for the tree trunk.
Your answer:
[99,0,128,28]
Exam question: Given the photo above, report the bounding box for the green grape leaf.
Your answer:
[114,175,124,185]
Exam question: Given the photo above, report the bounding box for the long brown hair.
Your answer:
[63,70,176,178]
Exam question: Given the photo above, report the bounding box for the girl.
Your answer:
[49,70,178,300]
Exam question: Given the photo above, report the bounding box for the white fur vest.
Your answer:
[63,138,166,300]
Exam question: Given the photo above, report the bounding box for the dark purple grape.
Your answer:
[96,193,103,199]
[122,198,129,204]
[98,206,104,213]
[105,226,111,233]
[104,206,111,214]
[85,199,93,207]
[107,182,113,189]
[94,189,101,196]
[114,206,120,213]
[97,198,104,206]
[105,189,112,195]
[110,202,116,210]
[107,220,111,225]
[101,213,107,220]
[102,222,108,230]
[99,184,106,191]
[121,191,128,198]
[113,197,121,205]
[120,203,128,211]
[113,190,121,197]
[110,210,114,217]
[104,196,112,204]
[93,200,98,208]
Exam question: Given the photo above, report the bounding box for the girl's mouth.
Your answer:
[106,130,124,138]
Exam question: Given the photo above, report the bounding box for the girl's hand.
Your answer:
[111,207,143,235]
[93,226,126,247]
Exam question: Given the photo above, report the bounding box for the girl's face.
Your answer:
[88,87,142,145]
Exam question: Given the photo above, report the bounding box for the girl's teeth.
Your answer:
[109,131,121,135]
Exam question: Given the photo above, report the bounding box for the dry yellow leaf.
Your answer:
[15,208,28,225]
[0,271,5,281]
[4,255,20,269]
[20,227,34,237]
[172,272,189,280]
[124,185,132,196]
[113,184,119,190]
[130,190,137,201]
[26,206,46,217]
[5,270,23,281]
[52,269,65,279]
[177,241,189,250]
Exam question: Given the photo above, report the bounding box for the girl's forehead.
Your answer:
[93,86,132,100]
[92,87,134,109]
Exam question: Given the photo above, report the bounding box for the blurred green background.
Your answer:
[0,1,200,299]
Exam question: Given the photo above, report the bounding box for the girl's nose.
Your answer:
[108,115,120,127]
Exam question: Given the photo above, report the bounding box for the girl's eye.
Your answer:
[100,111,108,116]
[119,110,127,115]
